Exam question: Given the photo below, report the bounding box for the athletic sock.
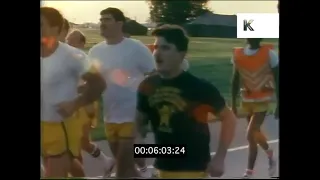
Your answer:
[90,144,101,158]
[90,145,113,165]
[139,166,147,172]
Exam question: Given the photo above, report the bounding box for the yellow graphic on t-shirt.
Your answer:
[149,87,187,133]
[158,105,174,133]
[159,105,172,126]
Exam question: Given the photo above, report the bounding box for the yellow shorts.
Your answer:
[41,115,83,157]
[75,101,99,128]
[157,170,207,178]
[241,102,269,114]
[105,122,135,141]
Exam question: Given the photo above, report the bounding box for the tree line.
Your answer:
[146,0,210,25]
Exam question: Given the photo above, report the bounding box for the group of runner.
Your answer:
[41,6,278,179]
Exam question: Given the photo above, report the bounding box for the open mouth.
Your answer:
[156,57,163,64]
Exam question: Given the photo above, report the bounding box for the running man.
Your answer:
[59,18,70,42]
[136,24,237,178]
[41,7,106,178]
[231,38,279,178]
[66,29,115,175]
[41,17,71,177]
[88,8,156,178]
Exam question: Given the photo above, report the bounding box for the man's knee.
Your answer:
[246,113,265,142]
[246,130,256,142]
[251,112,266,128]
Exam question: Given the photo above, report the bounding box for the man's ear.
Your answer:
[179,51,187,62]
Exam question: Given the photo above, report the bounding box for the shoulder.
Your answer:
[90,41,106,49]
[184,73,210,86]
[126,38,149,51]
[125,39,153,63]
[198,78,216,90]
[267,49,279,68]
[191,76,221,94]
[126,38,144,46]
[88,41,106,55]
[65,44,88,61]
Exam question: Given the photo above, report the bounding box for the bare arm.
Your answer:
[135,111,149,138]
[70,50,106,109]
[215,107,237,158]
[204,83,237,158]
[272,65,279,100]
[135,80,151,138]
[272,64,279,118]
[231,67,240,113]
[268,50,279,117]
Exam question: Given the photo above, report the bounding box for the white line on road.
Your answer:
[93,139,279,178]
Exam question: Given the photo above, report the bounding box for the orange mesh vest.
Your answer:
[233,45,275,102]
[146,44,155,52]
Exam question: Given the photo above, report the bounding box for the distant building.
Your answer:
[184,12,237,38]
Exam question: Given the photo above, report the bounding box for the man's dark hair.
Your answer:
[63,18,70,32]
[40,7,64,33]
[100,7,126,22]
[151,24,189,52]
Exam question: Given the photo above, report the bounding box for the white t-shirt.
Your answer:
[88,38,156,123]
[41,42,90,122]
[231,46,279,68]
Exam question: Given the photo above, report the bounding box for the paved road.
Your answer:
[41,116,279,178]
[80,116,279,179]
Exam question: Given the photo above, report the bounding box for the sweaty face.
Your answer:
[153,37,184,73]
[99,14,122,38]
[41,15,59,46]
[67,32,85,49]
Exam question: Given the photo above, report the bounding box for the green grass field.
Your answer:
[81,29,279,141]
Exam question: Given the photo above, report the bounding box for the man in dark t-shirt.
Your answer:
[136,24,237,178]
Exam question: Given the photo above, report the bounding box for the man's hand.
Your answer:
[56,100,78,119]
[206,155,225,177]
[207,107,236,177]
